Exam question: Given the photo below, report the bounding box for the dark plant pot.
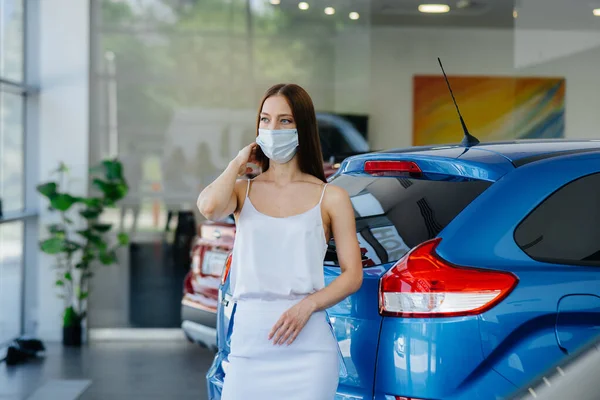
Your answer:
[62,323,82,347]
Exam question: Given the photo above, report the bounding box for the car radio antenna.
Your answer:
[437,57,480,147]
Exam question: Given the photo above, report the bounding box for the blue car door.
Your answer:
[511,162,600,355]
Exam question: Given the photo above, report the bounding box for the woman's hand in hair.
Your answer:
[269,298,317,346]
[197,142,257,221]
[234,142,258,176]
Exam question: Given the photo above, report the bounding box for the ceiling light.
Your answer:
[349,11,360,20]
[270,0,280,4]
[298,2,309,10]
[324,7,335,15]
[418,4,450,13]
[594,8,600,16]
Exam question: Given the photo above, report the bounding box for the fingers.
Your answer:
[277,324,296,346]
[268,315,284,340]
[246,142,258,152]
[271,319,294,345]
[270,314,299,345]
[273,323,297,345]
[286,330,300,346]
[269,307,312,346]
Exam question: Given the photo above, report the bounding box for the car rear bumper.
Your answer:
[181,301,217,350]
[181,300,217,328]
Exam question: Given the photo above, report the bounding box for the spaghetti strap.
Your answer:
[318,183,328,204]
[245,179,252,198]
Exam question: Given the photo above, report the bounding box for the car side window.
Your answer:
[514,172,600,266]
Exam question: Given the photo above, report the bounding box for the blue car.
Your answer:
[207,139,600,400]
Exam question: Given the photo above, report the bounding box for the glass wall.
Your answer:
[0,222,23,344]
[0,0,27,344]
[0,0,25,214]
[89,0,371,328]
[91,0,371,237]
[89,0,600,329]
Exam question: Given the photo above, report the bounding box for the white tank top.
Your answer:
[229,179,329,301]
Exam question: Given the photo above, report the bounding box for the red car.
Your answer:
[181,219,235,351]
[181,113,370,350]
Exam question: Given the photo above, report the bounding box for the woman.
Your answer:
[197,83,363,399]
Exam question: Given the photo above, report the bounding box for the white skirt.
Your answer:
[221,298,339,400]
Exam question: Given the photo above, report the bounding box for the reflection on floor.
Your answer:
[0,339,213,400]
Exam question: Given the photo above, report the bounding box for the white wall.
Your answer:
[368,26,600,151]
[36,0,90,342]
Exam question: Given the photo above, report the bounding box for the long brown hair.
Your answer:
[255,84,326,183]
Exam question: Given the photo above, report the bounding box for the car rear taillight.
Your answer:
[364,160,421,175]
[221,253,233,286]
[393,397,428,400]
[379,238,518,318]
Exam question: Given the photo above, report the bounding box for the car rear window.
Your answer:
[326,175,492,267]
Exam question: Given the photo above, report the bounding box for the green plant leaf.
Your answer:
[36,182,58,198]
[81,197,103,208]
[82,271,94,279]
[117,232,129,246]
[78,291,89,300]
[63,306,81,327]
[48,224,66,235]
[93,179,128,203]
[102,159,124,181]
[40,237,65,254]
[115,182,128,199]
[80,208,102,219]
[81,249,96,264]
[55,279,64,286]
[93,223,113,233]
[61,240,82,255]
[64,272,72,281]
[77,229,103,245]
[92,178,110,194]
[99,250,117,265]
[57,162,70,174]
[50,194,79,211]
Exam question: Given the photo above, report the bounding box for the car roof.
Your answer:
[380,139,600,166]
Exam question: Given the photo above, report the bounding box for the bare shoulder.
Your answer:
[322,184,352,215]
[234,178,251,192]
[323,184,348,201]
[233,178,251,207]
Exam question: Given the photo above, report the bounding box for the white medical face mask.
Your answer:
[256,128,299,164]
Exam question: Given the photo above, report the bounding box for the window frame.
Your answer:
[0,0,39,339]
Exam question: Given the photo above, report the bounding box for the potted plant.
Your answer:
[36,159,129,346]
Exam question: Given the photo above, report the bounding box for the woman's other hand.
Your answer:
[269,298,317,345]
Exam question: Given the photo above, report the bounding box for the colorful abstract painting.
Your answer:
[413,75,565,146]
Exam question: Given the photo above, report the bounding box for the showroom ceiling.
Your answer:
[371,0,514,28]
[275,0,600,30]
[275,0,514,28]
